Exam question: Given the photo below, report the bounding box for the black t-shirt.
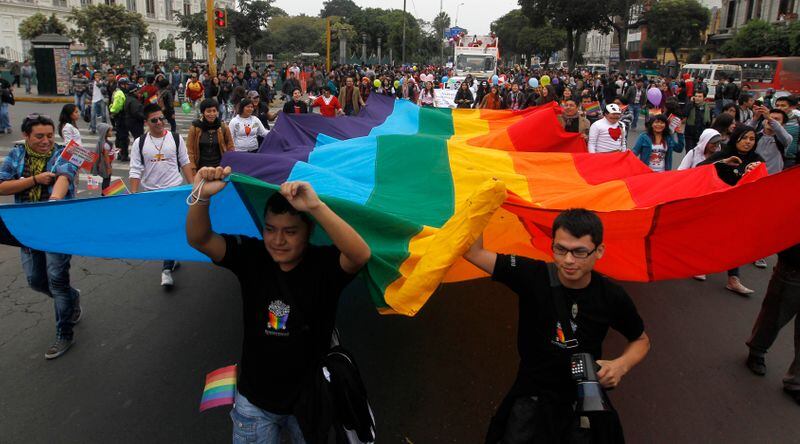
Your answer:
[215,235,355,414]
[492,254,644,399]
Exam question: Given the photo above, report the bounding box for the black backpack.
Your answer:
[137,131,184,172]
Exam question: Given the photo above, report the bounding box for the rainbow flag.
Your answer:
[0,95,799,316]
[199,365,236,412]
[102,179,129,196]
[582,101,601,114]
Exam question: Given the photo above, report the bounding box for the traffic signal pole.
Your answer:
[206,0,217,76]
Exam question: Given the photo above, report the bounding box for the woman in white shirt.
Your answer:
[229,98,269,152]
[58,103,82,147]
[418,81,436,107]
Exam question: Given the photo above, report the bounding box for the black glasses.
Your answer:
[148,117,167,123]
[552,244,598,259]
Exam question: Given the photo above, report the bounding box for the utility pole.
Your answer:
[402,0,406,64]
[206,0,216,76]
[326,17,331,72]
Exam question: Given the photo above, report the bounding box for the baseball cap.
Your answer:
[606,104,621,114]
[247,90,260,98]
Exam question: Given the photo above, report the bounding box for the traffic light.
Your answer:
[214,8,226,27]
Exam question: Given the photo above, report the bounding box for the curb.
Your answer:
[16,96,74,103]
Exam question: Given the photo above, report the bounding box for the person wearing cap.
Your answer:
[588,104,627,153]
[187,98,234,173]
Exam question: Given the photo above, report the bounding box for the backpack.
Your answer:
[321,344,377,443]
[138,131,183,172]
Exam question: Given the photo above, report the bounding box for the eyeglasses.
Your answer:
[552,244,598,259]
[25,113,50,120]
[148,117,167,123]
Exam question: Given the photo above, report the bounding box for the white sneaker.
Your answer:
[753,259,768,269]
[161,270,174,287]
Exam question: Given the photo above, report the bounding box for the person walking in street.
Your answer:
[185,167,370,443]
[282,89,309,115]
[0,77,13,134]
[631,113,686,172]
[89,71,110,134]
[588,104,627,153]
[683,91,713,152]
[10,61,21,88]
[71,69,90,114]
[625,79,646,130]
[21,60,33,94]
[58,104,82,149]
[109,77,129,161]
[0,114,82,359]
[129,103,194,288]
[230,98,269,152]
[187,99,234,173]
[744,242,800,406]
[90,122,115,190]
[557,97,590,141]
[338,77,364,116]
[185,73,205,116]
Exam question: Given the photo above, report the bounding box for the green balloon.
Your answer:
[181,102,192,114]
[394,80,400,88]
[373,79,382,88]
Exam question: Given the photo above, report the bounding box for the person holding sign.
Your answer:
[0,114,81,359]
[129,103,194,289]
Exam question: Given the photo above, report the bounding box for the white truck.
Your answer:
[453,34,499,81]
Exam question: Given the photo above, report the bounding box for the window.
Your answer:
[779,0,796,16]
[80,0,92,5]
[755,0,763,19]
[183,0,191,16]
[104,0,115,5]
[745,0,754,20]
[126,0,136,11]
[726,1,737,28]
[52,0,67,6]
[165,0,173,20]
[146,0,155,17]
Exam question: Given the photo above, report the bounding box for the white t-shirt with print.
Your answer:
[229,115,268,152]
[129,131,190,191]
[648,143,667,172]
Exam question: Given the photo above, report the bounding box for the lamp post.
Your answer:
[455,2,464,26]
[362,32,367,64]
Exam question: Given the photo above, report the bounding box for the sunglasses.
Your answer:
[148,117,167,123]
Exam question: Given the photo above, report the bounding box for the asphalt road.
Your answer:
[1,101,799,443]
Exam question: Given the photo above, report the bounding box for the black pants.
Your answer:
[113,116,129,159]
[13,75,20,87]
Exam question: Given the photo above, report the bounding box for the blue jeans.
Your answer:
[19,248,79,340]
[74,92,87,112]
[0,102,10,131]
[23,76,31,93]
[631,104,641,129]
[90,100,109,132]
[231,391,306,444]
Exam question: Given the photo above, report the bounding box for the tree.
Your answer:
[319,0,361,19]
[177,1,279,54]
[720,20,789,57]
[432,11,451,39]
[18,13,68,41]
[263,14,326,55]
[159,35,176,53]
[605,0,645,67]
[518,0,612,70]
[491,9,530,59]
[518,25,567,66]
[67,4,148,61]
[645,0,710,61]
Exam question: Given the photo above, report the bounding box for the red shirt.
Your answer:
[312,95,341,117]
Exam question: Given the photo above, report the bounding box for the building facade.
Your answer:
[713,0,798,42]
[0,0,230,62]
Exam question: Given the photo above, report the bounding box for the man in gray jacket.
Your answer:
[746,105,792,174]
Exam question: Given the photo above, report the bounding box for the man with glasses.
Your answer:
[129,103,194,288]
[0,114,82,359]
[464,208,650,442]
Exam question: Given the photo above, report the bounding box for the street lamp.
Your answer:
[455,2,464,26]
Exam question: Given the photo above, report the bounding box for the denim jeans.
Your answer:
[231,391,306,444]
[90,100,109,132]
[19,248,79,340]
[631,104,641,130]
[23,76,31,93]
[747,262,800,391]
[0,102,10,131]
[74,92,87,112]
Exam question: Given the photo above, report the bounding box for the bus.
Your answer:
[680,63,742,99]
[711,57,800,97]
[624,58,660,77]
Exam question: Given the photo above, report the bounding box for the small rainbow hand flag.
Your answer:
[582,101,601,114]
[199,364,237,412]
[102,179,129,196]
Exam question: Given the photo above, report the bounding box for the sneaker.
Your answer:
[783,387,800,405]
[693,275,707,281]
[726,277,754,295]
[161,269,174,288]
[45,337,74,360]
[71,289,82,324]
[754,258,768,269]
[745,353,766,376]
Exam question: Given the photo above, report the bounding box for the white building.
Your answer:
[582,30,613,66]
[0,0,230,62]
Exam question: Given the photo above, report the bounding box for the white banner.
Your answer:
[434,88,458,108]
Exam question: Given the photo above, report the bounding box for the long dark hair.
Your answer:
[724,123,757,155]
[58,104,78,138]
[237,98,253,116]
[711,114,735,138]
[645,113,670,143]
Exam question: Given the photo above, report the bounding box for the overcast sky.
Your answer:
[272,0,520,35]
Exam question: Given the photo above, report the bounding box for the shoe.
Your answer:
[71,289,82,324]
[45,337,74,360]
[171,261,180,272]
[754,258,768,269]
[745,353,766,376]
[726,277,754,295]
[161,270,174,288]
[783,387,800,405]
[693,275,707,281]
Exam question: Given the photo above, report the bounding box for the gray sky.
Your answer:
[272,0,520,35]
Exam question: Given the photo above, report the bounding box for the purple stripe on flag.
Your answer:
[199,396,234,412]
[222,152,304,185]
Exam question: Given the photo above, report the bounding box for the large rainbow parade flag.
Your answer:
[1,95,799,316]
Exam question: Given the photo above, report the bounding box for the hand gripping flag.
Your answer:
[59,140,98,172]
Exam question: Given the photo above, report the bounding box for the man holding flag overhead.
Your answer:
[0,114,82,359]
[185,166,371,442]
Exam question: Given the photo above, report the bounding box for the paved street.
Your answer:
[1,102,799,443]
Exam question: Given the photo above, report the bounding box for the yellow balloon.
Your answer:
[541,75,551,86]
[373,79,382,88]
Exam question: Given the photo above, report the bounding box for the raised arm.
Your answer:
[185,166,230,263]
[463,234,497,275]
[280,181,370,274]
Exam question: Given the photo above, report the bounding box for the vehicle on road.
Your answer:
[680,63,742,99]
[453,34,499,81]
[711,57,800,98]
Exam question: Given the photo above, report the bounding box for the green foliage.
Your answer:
[159,35,177,52]
[176,1,278,53]
[645,0,710,59]
[18,13,68,40]
[492,10,566,64]
[319,0,360,19]
[67,4,148,61]
[491,9,530,58]
[642,39,659,58]
[721,20,792,56]
[264,14,326,55]
[432,12,451,39]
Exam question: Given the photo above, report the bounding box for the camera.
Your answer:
[570,353,611,413]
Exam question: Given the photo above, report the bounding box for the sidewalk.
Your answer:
[14,85,73,103]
